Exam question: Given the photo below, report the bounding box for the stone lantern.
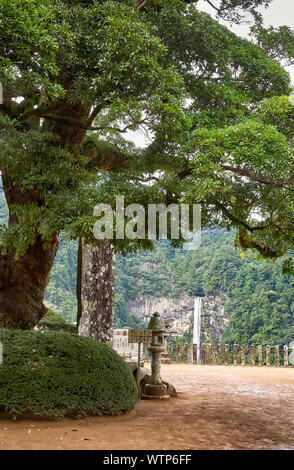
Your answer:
[142,311,170,400]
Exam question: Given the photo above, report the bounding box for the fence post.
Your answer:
[266,345,271,366]
[201,344,206,365]
[217,344,221,365]
[145,339,150,362]
[176,343,181,363]
[284,345,288,367]
[183,343,188,364]
[250,345,255,366]
[241,345,246,366]
[168,343,173,363]
[258,345,262,367]
[193,344,197,364]
[275,345,279,367]
[233,344,238,366]
[208,343,213,365]
[225,344,229,365]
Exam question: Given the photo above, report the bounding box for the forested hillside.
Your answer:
[0,186,293,344]
[116,230,294,346]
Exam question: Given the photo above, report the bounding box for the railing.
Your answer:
[166,343,294,367]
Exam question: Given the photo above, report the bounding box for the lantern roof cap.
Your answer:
[147,311,165,332]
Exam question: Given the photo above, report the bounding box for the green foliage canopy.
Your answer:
[0,0,293,268]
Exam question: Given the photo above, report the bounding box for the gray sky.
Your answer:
[198,0,294,79]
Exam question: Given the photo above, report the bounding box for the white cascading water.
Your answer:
[193,297,202,363]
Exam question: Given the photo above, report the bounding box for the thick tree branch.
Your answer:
[214,200,283,234]
[220,164,294,190]
[20,108,147,135]
[204,0,221,13]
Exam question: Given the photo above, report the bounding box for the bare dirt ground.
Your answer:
[1,364,294,450]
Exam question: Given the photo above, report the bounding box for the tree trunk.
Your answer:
[0,234,59,328]
[0,178,59,328]
[0,92,90,328]
[77,240,115,344]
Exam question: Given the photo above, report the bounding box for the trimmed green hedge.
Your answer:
[0,329,137,419]
[37,309,77,334]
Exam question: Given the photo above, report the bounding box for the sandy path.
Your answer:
[1,364,294,450]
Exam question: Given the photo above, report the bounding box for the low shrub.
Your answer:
[37,309,76,334]
[0,328,137,419]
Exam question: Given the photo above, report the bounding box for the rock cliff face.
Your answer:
[126,292,229,344]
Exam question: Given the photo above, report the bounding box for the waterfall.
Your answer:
[193,296,202,363]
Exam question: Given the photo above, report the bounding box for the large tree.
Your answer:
[0,0,185,327]
[0,0,293,329]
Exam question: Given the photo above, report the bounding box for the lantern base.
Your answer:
[141,383,170,400]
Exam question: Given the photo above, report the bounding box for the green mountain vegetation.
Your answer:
[115,230,294,348]
[45,241,78,323]
[0,186,293,345]
[38,228,294,347]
